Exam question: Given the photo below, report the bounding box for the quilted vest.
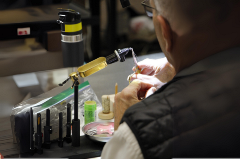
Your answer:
[121,62,240,158]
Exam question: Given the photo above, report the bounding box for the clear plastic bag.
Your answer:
[10,81,101,155]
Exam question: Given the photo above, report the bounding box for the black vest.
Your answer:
[121,62,240,159]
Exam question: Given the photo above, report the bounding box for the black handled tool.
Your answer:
[58,74,80,147]
[58,112,64,147]
[65,103,72,143]
[35,113,43,154]
[43,109,52,149]
[72,78,80,147]
[30,108,35,155]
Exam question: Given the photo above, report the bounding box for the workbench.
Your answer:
[0,53,165,158]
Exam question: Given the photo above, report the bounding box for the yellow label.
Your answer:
[38,117,40,125]
[60,100,66,105]
[65,22,82,32]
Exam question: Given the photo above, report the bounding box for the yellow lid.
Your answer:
[84,101,96,105]
[84,101,96,111]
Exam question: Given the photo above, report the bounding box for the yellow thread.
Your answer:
[129,75,132,84]
[128,66,142,84]
[65,22,82,32]
[132,66,141,83]
[136,69,141,74]
[128,72,138,84]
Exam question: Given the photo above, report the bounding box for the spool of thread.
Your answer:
[98,95,114,120]
[102,95,110,114]
[84,101,97,124]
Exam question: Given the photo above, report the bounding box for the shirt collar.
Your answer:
[175,47,240,77]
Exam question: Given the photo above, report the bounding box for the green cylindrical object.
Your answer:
[84,101,97,125]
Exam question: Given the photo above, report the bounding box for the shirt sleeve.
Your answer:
[101,122,144,159]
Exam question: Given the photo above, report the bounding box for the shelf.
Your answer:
[0,3,99,41]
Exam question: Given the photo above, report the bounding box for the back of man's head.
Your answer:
[153,0,240,73]
[154,0,240,33]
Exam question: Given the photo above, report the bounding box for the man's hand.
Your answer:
[131,57,176,88]
[114,80,154,130]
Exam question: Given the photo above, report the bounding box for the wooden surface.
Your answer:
[0,51,64,77]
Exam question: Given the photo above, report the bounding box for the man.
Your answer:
[102,0,240,158]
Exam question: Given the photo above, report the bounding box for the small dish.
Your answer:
[82,121,114,142]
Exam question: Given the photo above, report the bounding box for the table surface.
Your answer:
[25,136,105,159]
[0,52,165,158]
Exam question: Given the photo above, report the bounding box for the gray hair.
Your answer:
[153,0,240,30]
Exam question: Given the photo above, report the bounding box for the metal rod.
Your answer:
[72,79,80,147]
[65,103,72,143]
[30,108,34,151]
[46,109,50,126]
[59,77,70,86]
[74,82,79,120]
[67,104,71,123]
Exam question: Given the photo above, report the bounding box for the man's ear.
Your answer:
[157,15,173,52]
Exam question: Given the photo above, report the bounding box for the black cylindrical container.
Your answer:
[57,9,84,67]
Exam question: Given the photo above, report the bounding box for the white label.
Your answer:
[13,73,39,87]
[17,27,30,36]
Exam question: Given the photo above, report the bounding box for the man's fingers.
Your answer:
[132,59,156,74]
[145,87,157,98]
[130,79,154,91]
[132,57,168,75]
[141,69,155,75]
[129,74,166,89]
[114,92,120,104]
[130,74,154,82]
[129,80,156,100]
[154,62,176,83]
[132,67,154,75]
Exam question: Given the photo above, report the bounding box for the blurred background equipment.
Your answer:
[0,0,100,76]
[0,2,162,155]
[57,9,84,67]
[119,0,131,8]
[0,0,161,77]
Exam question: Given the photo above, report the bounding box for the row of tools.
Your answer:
[29,73,81,155]
[29,103,74,155]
